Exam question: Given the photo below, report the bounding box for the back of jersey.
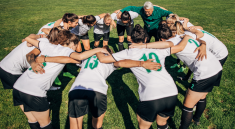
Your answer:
[199,29,228,60]
[112,48,178,101]
[14,41,74,97]
[168,36,222,80]
[70,55,116,95]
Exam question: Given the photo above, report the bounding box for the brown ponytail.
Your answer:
[62,13,79,23]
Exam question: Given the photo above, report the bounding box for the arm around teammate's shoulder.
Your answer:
[96,52,116,63]
[171,35,193,54]
[70,48,110,61]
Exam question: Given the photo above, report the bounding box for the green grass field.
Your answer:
[0,0,235,129]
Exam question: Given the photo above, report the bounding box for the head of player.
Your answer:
[62,13,79,28]
[82,15,97,27]
[143,1,154,16]
[131,24,148,43]
[158,20,167,27]
[168,21,184,37]
[54,30,79,50]
[120,11,132,26]
[104,13,115,30]
[166,14,179,27]
[157,24,173,41]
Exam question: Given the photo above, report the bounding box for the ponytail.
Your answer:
[62,13,79,23]
[131,24,146,43]
[175,21,185,35]
[157,25,172,40]
[54,30,79,46]
[47,27,60,43]
[121,11,131,27]
[82,15,96,25]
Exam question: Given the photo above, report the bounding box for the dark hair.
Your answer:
[103,45,113,54]
[157,24,172,40]
[47,27,60,43]
[82,15,96,25]
[62,13,79,23]
[159,20,167,26]
[131,24,146,43]
[55,30,79,46]
[121,11,131,27]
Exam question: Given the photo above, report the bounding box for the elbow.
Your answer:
[98,58,106,63]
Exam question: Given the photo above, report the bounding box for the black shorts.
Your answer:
[117,24,134,36]
[94,32,110,41]
[189,70,223,92]
[219,56,228,66]
[78,33,89,40]
[0,67,21,89]
[68,89,107,118]
[13,88,49,112]
[137,95,177,122]
[144,28,159,43]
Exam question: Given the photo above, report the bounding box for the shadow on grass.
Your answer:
[165,55,191,129]
[47,63,79,129]
[107,68,139,129]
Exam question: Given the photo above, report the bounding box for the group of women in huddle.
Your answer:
[0,1,228,129]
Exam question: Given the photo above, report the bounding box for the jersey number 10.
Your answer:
[139,53,162,73]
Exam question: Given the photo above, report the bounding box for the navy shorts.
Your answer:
[189,71,223,92]
[68,89,107,118]
[78,33,89,40]
[94,32,110,41]
[117,24,134,36]
[137,95,177,122]
[13,88,49,112]
[0,67,21,89]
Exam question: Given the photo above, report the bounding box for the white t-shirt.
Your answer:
[167,36,222,80]
[0,41,35,75]
[37,21,64,34]
[111,11,138,26]
[13,41,74,97]
[199,29,228,60]
[71,16,100,36]
[93,18,111,34]
[69,55,116,95]
[0,38,49,75]
[112,48,178,101]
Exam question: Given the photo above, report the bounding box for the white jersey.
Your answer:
[167,36,222,80]
[0,38,49,75]
[179,20,194,28]
[71,16,100,36]
[13,41,74,97]
[93,18,111,34]
[0,42,35,75]
[199,29,228,60]
[37,21,64,34]
[69,55,116,95]
[112,48,178,101]
[111,11,138,26]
